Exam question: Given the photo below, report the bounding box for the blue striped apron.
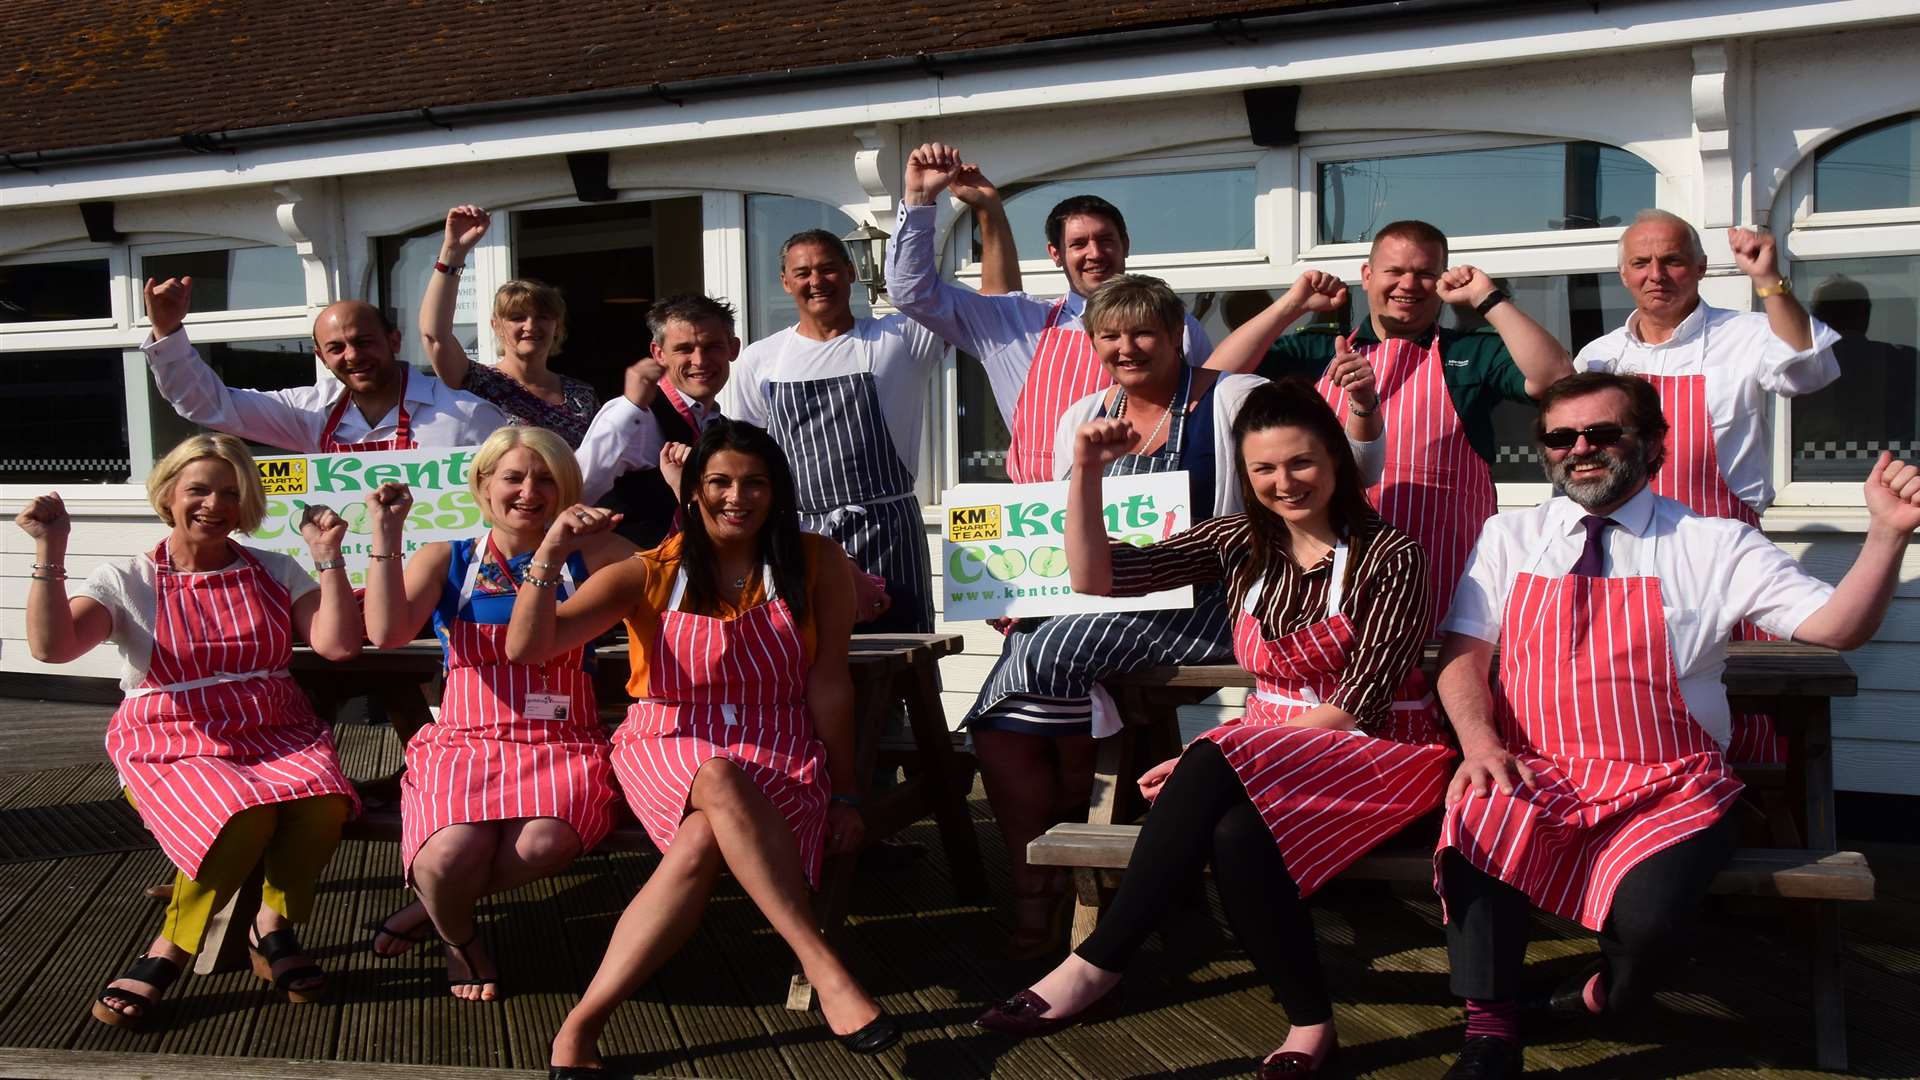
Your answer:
[966,364,1231,737]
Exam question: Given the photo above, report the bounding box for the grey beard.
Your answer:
[1544,447,1647,510]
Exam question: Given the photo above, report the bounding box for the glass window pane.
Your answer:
[1318,143,1654,243]
[141,247,306,311]
[1,349,129,482]
[993,169,1256,258]
[746,195,871,340]
[1790,256,1919,480]
[1814,113,1920,213]
[378,227,477,372]
[146,338,319,456]
[0,258,112,322]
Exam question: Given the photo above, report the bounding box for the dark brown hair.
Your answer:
[675,419,809,622]
[1369,219,1450,262]
[1533,371,1670,474]
[1231,379,1376,608]
[1044,194,1128,252]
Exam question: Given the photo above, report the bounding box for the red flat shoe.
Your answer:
[975,986,1117,1037]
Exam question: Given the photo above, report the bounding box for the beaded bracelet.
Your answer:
[31,563,66,573]
[367,552,404,561]
[523,572,561,589]
[529,558,558,572]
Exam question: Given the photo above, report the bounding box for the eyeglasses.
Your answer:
[1540,424,1637,451]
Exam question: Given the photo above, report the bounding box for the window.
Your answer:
[746,194,871,340]
[1814,113,1920,214]
[1789,256,1918,480]
[0,257,111,323]
[997,169,1257,257]
[378,225,477,371]
[140,246,305,311]
[144,338,320,458]
[2,349,129,483]
[1318,142,1655,244]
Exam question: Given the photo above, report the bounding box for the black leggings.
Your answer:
[1075,740,1332,1025]
[1443,810,1738,1011]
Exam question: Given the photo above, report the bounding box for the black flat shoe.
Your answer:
[1258,1042,1338,1077]
[547,1066,627,1080]
[1522,958,1604,1021]
[1442,1036,1524,1079]
[838,1011,902,1055]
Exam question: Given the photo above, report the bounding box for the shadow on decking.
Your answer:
[0,704,1914,1078]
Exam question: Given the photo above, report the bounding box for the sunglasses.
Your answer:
[1540,424,1637,451]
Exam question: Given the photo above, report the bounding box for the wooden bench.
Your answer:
[194,633,976,1012]
[1061,640,1865,1070]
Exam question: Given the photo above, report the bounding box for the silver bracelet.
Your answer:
[1349,405,1375,418]
[312,558,347,573]
[529,558,558,572]
[522,572,561,589]
[31,562,66,572]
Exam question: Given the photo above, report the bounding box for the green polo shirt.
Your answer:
[1256,323,1533,466]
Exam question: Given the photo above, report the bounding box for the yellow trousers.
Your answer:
[127,791,350,954]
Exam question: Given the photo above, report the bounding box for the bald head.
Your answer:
[313,300,405,395]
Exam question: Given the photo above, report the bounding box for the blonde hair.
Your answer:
[147,434,267,534]
[492,278,568,356]
[469,426,582,527]
[1083,273,1186,340]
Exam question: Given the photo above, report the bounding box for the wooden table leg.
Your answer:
[900,657,987,901]
[1787,696,1848,1070]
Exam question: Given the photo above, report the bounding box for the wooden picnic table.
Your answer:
[1093,638,1862,1069]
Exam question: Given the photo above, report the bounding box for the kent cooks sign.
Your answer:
[243,448,483,584]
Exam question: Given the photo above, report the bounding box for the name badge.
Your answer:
[525,693,571,722]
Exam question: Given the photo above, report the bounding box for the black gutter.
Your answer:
[2,0,1555,172]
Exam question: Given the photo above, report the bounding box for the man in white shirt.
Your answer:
[140,277,507,452]
[577,294,736,548]
[884,142,1214,485]
[1431,371,1919,1079]
[1579,210,1842,765]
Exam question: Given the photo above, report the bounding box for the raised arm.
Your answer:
[1064,420,1139,595]
[807,545,864,853]
[142,277,319,452]
[1436,266,1573,398]
[949,164,1022,296]
[1793,452,1919,649]
[506,504,632,663]
[576,358,668,504]
[419,205,490,391]
[289,505,363,661]
[15,494,113,663]
[884,143,1035,360]
[360,483,446,648]
[1205,271,1348,374]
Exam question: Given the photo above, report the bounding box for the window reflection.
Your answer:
[1814,113,1920,214]
[146,338,318,458]
[0,258,112,322]
[377,226,477,372]
[983,169,1257,259]
[2,349,129,483]
[746,194,871,341]
[1318,143,1654,243]
[1791,256,1919,480]
[142,247,306,310]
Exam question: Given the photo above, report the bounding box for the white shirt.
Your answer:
[728,316,944,477]
[576,387,725,504]
[1049,373,1386,514]
[142,329,508,452]
[1441,485,1835,747]
[1575,301,1840,512]
[81,548,319,691]
[884,203,1214,422]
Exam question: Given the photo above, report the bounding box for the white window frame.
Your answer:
[1772,141,1920,510]
[0,246,126,340]
[128,239,310,331]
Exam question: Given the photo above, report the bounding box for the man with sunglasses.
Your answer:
[1211,219,1574,627]
[1578,210,1841,764]
[1429,371,1919,1079]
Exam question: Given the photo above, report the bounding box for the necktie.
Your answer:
[1572,515,1616,578]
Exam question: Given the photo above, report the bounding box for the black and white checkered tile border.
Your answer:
[1793,441,1920,461]
[1,458,131,472]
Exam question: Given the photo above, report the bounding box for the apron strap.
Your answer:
[1241,536,1349,619]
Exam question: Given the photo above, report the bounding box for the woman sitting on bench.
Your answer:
[978,380,1454,1079]
[16,434,363,1028]
[508,419,899,1075]
[361,426,631,999]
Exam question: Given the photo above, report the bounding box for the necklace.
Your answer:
[731,574,747,589]
[1117,389,1174,451]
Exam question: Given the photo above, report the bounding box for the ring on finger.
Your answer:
[574,510,590,522]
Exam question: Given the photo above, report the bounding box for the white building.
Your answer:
[3,0,1916,793]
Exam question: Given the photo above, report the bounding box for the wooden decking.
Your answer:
[0,699,1916,1079]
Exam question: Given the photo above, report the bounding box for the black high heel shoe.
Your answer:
[838,1011,902,1054]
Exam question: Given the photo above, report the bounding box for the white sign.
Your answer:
[242,447,486,586]
[941,472,1197,621]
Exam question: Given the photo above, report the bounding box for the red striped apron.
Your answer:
[319,366,414,451]
[1005,299,1104,483]
[1435,533,1745,930]
[106,540,358,878]
[610,565,830,885]
[1318,335,1496,627]
[1638,370,1784,764]
[1183,542,1456,897]
[399,536,617,876]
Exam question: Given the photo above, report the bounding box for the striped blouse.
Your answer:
[1109,515,1432,734]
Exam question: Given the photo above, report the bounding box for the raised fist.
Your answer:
[1287,270,1349,314]
[443,205,491,258]
[14,492,70,544]
[1074,417,1142,470]
[903,142,966,205]
[1436,266,1495,308]
[144,277,194,338]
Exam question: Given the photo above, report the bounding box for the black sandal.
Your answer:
[365,908,435,958]
[443,931,500,1000]
[90,953,182,1028]
[248,927,327,1003]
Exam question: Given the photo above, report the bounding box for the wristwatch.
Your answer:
[1754,277,1793,298]
[1473,289,1509,317]
[312,558,346,573]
